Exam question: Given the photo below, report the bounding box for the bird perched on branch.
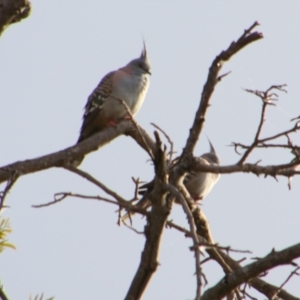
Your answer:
[122,139,220,221]
[73,43,151,166]
[183,139,220,201]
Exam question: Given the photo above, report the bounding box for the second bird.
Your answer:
[121,139,220,222]
[74,44,151,166]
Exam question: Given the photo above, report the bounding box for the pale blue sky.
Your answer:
[1,1,300,299]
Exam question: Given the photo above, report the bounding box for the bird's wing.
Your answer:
[77,71,114,143]
[183,156,209,184]
[138,179,155,195]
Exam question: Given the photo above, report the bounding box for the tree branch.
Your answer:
[0,0,31,35]
[181,154,300,178]
[182,21,263,156]
[167,184,203,300]
[238,84,288,165]
[63,166,128,205]
[0,169,18,211]
[0,120,156,185]
[201,244,300,300]
[125,132,170,300]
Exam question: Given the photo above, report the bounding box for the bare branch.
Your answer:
[0,120,156,185]
[32,192,150,219]
[274,266,300,298]
[203,245,300,300]
[232,142,295,151]
[217,71,231,82]
[2,17,299,299]
[291,115,300,122]
[113,96,155,160]
[0,170,18,212]
[123,222,144,235]
[231,101,300,159]
[240,288,257,300]
[182,21,262,156]
[169,181,300,299]
[167,184,203,300]
[150,123,174,166]
[181,154,300,178]
[31,185,300,300]
[64,166,128,205]
[260,121,300,144]
[32,192,119,208]
[238,84,287,165]
[170,179,234,276]
[125,132,170,300]
[131,177,142,202]
[168,218,299,299]
[166,221,251,255]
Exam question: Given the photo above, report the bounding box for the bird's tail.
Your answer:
[70,155,84,168]
[121,196,151,223]
[121,181,154,222]
[69,138,85,167]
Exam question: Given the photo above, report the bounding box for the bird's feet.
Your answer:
[107,119,118,127]
[107,114,132,127]
[123,114,132,120]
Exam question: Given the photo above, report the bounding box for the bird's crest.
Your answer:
[204,137,220,165]
[140,40,147,60]
[207,137,216,155]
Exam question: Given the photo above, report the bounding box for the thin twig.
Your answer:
[259,122,300,144]
[125,132,169,300]
[238,84,287,165]
[191,244,252,254]
[116,177,144,225]
[166,184,202,300]
[64,165,127,204]
[232,142,296,151]
[151,123,174,166]
[199,257,211,266]
[167,220,251,254]
[182,21,262,156]
[234,289,243,300]
[201,243,300,300]
[241,290,258,300]
[273,266,300,298]
[0,170,19,212]
[231,120,300,153]
[32,192,120,208]
[291,115,300,122]
[131,177,142,202]
[113,96,155,160]
[123,222,144,235]
[217,71,232,81]
[0,121,156,185]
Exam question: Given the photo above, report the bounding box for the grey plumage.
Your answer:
[122,139,220,221]
[73,44,151,167]
[183,139,220,201]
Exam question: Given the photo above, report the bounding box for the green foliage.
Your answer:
[0,217,15,300]
[0,217,55,300]
[0,217,15,253]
